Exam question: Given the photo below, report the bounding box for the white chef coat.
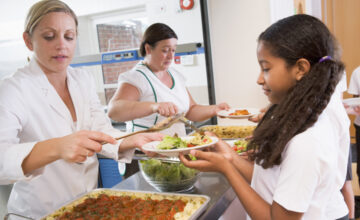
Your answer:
[348,66,360,125]
[249,90,349,220]
[118,62,190,136]
[0,58,134,219]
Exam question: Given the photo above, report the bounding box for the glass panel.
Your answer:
[97,18,148,103]
[97,18,147,53]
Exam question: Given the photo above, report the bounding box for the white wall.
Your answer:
[145,0,203,43]
[207,0,271,125]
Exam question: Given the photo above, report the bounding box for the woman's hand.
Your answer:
[354,106,360,115]
[154,102,179,117]
[56,130,116,163]
[214,102,230,114]
[120,132,164,154]
[214,102,230,118]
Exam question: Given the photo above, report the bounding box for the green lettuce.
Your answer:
[156,135,187,150]
[140,159,198,183]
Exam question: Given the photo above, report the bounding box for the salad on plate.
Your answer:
[142,134,218,157]
[157,134,212,150]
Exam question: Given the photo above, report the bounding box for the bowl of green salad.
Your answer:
[139,158,199,192]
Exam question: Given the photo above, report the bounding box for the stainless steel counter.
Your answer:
[112,172,236,220]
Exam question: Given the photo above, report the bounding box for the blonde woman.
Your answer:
[0,0,162,218]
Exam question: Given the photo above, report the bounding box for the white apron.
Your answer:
[118,62,190,136]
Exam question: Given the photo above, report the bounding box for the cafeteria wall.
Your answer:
[207,0,322,125]
[207,0,271,125]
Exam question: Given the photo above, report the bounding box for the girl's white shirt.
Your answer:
[117,62,190,136]
[249,82,350,219]
[0,58,134,219]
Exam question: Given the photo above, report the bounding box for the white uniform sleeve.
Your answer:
[348,67,360,95]
[0,79,43,184]
[273,135,322,212]
[86,72,134,162]
[117,70,149,97]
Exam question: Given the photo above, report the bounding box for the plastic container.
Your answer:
[98,158,124,188]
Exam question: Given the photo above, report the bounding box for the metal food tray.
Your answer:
[41,188,210,220]
[189,125,256,140]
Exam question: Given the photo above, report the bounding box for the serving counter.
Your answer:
[112,172,236,220]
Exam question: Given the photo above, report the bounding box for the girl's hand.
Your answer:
[212,138,239,162]
[154,102,179,117]
[343,103,360,115]
[179,149,232,173]
[179,139,236,173]
[353,105,360,115]
[120,132,164,154]
[249,106,267,122]
[57,130,116,163]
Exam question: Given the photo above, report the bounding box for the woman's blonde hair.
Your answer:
[24,0,78,36]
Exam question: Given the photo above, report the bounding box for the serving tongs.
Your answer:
[133,153,180,163]
[178,117,204,135]
[102,113,185,144]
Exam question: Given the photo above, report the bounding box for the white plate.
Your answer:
[142,136,219,157]
[217,108,260,119]
[343,97,360,107]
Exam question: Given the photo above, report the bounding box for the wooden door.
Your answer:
[322,0,360,142]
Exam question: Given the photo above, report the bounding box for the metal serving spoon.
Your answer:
[132,153,180,163]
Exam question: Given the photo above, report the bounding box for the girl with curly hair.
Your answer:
[181,14,350,220]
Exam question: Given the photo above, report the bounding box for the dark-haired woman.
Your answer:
[180,14,350,220]
[108,23,229,136]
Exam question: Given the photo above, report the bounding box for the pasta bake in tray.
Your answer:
[193,125,256,139]
[42,189,209,220]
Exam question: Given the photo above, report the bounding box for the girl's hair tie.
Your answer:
[318,55,332,63]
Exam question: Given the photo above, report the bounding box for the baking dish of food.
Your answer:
[191,125,256,139]
[41,188,210,220]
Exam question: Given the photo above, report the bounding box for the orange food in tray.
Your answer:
[56,194,186,220]
[229,109,250,116]
[43,189,209,220]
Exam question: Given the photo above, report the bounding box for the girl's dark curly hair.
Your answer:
[248,14,345,169]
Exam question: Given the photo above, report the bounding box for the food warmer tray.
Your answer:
[189,124,256,140]
[41,188,210,220]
